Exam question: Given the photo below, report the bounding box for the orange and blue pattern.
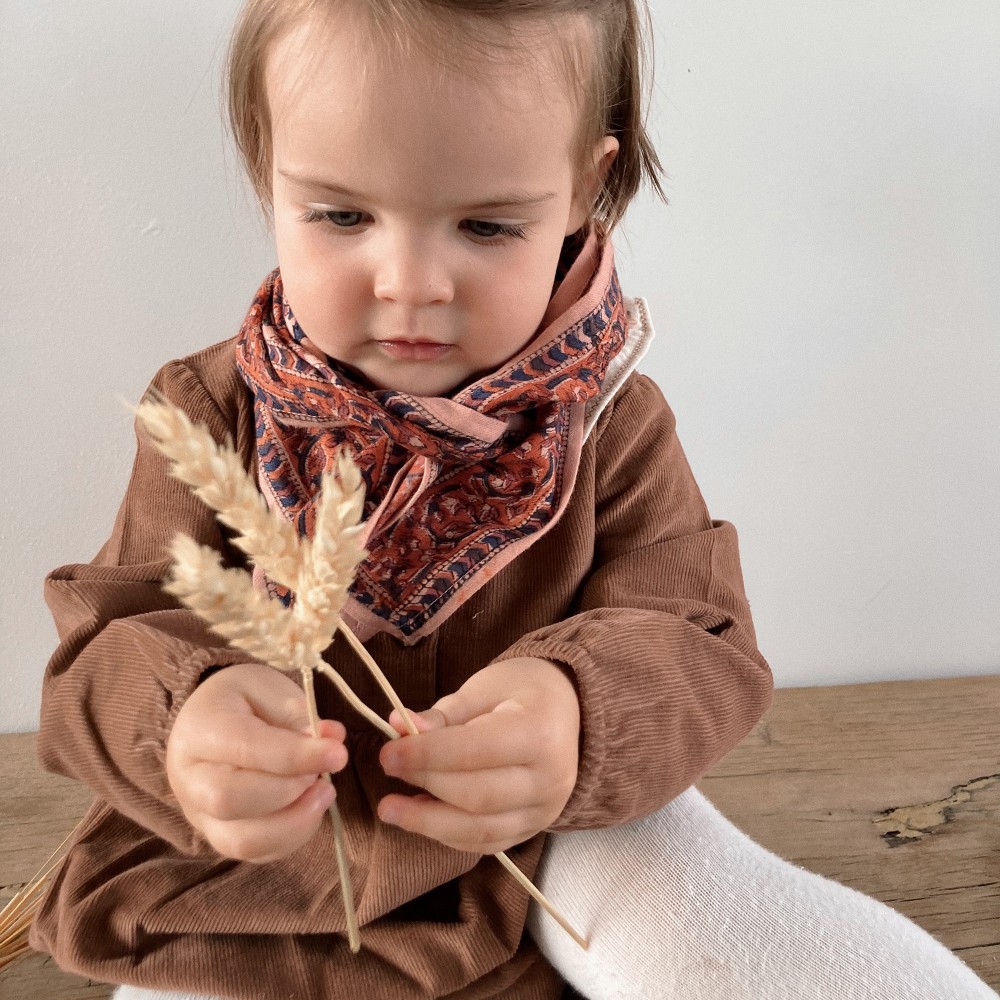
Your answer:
[235,238,627,639]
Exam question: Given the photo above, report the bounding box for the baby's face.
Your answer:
[266,11,609,397]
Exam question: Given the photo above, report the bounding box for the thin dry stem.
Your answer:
[0,943,31,973]
[303,667,360,954]
[314,661,398,741]
[0,828,77,972]
[337,621,419,737]
[328,803,360,955]
[495,853,588,950]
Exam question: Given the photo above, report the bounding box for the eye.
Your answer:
[461,219,528,242]
[300,208,367,228]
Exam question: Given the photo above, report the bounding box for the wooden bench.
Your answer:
[2,675,998,998]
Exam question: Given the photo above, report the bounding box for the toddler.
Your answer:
[32,1,999,998]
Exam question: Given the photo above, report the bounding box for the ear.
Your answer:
[567,135,620,234]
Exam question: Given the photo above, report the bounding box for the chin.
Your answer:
[373,374,464,398]
[410,380,465,398]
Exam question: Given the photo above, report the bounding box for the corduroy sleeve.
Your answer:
[38,348,263,853]
[498,373,773,831]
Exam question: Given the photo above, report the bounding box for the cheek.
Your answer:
[492,246,562,317]
[277,227,366,305]
[475,269,559,360]
[275,248,368,352]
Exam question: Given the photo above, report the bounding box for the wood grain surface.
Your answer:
[698,674,1000,986]
[2,674,997,998]
[0,735,106,999]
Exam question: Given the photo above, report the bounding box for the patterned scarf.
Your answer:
[235,230,627,643]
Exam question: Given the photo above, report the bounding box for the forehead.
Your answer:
[265,9,587,204]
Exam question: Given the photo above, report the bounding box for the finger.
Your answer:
[380,709,537,779]
[249,686,325,736]
[406,764,542,816]
[181,762,320,822]
[247,688,347,745]
[384,683,506,741]
[201,662,347,741]
[430,683,505,728]
[200,777,336,863]
[389,708,447,736]
[313,718,348,742]
[387,707,441,737]
[377,793,536,856]
[193,714,348,777]
[174,667,348,775]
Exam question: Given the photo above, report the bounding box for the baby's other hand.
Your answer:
[377,657,580,855]
[166,662,348,863]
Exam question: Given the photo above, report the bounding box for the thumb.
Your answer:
[234,665,347,742]
[386,687,480,736]
[426,677,504,728]
[386,672,508,736]
[387,705,444,737]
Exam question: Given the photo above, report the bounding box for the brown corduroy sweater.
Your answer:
[31,337,773,999]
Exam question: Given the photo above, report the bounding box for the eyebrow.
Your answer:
[278,169,556,212]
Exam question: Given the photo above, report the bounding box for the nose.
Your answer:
[372,232,454,306]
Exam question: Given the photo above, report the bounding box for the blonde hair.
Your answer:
[226,0,665,231]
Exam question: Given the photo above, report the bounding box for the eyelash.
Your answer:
[299,209,528,244]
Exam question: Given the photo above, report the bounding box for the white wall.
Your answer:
[2,1,998,733]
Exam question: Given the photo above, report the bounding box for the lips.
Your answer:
[377,339,453,361]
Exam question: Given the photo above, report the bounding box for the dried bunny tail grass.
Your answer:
[165,534,308,673]
[135,396,303,592]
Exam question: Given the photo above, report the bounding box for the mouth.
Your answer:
[376,339,454,361]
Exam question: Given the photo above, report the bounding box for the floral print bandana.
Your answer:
[235,230,628,643]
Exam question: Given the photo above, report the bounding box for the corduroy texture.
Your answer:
[32,336,773,999]
[113,991,219,1000]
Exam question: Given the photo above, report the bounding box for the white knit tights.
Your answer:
[112,788,997,1000]
[527,787,997,999]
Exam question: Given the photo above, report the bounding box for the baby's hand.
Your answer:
[377,657,580,855]
[166,662,348,863]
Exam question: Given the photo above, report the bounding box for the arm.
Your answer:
[373,374,771,850]
[502,373,773,831]
[38,354,281,852]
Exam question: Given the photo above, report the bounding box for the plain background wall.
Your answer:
[1,2,998,733]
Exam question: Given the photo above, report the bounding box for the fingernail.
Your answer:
[324,746,347,772]
[317,782,336,809]
[381,749,400,776]
[378,800,398,825]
